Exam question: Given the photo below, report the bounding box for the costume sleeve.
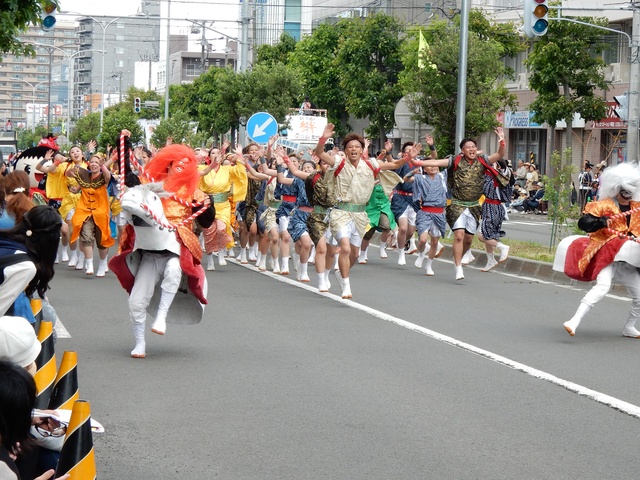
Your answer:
[230,163,248,202]
[578,214,608,233]
[193,189,215,229]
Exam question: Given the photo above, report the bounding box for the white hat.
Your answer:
[0,316,41,367]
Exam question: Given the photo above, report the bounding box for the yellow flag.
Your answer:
[418,30,426,69]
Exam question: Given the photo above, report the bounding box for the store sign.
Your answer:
[503,111,542,128]
[592,102,627,129]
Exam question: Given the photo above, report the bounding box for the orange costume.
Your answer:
[69,168,115,249]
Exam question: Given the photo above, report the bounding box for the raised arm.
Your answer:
[487,127,506,165]
[425,134,438,159]
[314,123,336,166]
[379,143,423,171]
[35,150,57,173]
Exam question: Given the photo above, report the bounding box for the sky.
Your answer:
[56,0,241,43]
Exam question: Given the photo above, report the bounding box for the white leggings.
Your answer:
[129,253,181,325]
[582,262,640,319]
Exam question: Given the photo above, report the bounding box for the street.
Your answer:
[48,250,640,479]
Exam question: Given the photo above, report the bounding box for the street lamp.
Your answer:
[11,77,47,131]
[58,12,122,136]
[30,43,105,139]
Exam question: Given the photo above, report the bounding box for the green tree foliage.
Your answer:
[17,126,48,150]
[150,110,199,148]
[0,0,46,61]
[168,82,199,118]
[336,13,405,142]
[400,12,522,154]
[101,108,144,152]
[194,67,241,138]
[255,32,297,66]
[69,112,100,147]
[237,63,302,123]
[525,10,609,152]
[289,23,350,136]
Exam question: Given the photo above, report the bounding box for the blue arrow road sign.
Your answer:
[246,112,277,143]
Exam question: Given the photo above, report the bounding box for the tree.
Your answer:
[17,126,48,150]
[126,87,162,120]
[150,110,199,148]
[289,23,350,136]
[400,12,522,154]
[0,0,46,61]
[101,108,144,151]
[525,10,609,155]
[69,113,100,147]
[237,63,302,124]
[336,13,405,143]
[255,32,297,66]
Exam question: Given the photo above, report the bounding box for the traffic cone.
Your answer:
[56,400,96,480]
[34,321,56,409]
[30,297,43,333]
[48,351,79,410]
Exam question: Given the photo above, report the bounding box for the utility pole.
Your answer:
[454,0,470,150]
[164,0,171,120]
[628,6,640,163]
[240,0,249,72]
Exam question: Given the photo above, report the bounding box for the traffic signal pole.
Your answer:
[628,7,640,164]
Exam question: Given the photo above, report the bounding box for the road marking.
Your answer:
[232,259,640,420]
[55,317,71,338]
[504,220,551,226]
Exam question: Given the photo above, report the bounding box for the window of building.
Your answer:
[284,0,301,22]
[37,66,47,72]
[114,60,124,68]
[283,22,301,41]
[116,47,125,54]
[14,56,23,63]
[12,101,22,107]
[117,22,125,28]
[37,56,48,64]
[116,34,125,41]
[12,83,22,90]
[37,75,47,81]
[11,75,22,80]
[36,93,47,100]
[186,64,197,77]
[12,65,23,71]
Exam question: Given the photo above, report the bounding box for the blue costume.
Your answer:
[413,170,448,238]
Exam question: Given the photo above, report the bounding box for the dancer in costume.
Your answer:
[199,144,247,269]
[109,144,213,358]
[403,163,448,276]
[66,154,115,277]
[477,158,512,272]
[553,163,640,338]
[416,128,506,280]
[313,124,415,299]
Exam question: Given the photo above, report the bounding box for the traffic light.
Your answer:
[614,94,628,122]
[40,1,58,31]
[134,97,141,113]
[523,0,549,38]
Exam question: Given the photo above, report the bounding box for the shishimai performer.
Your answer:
[554,162,640,338]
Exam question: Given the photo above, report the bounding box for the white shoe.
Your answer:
[248,248,257,263]
[341,281,352,299]
[227,248,234,258]
[61,249,69,262]
[240,248,248,264]
[151,313,167,335]
[258,255,267,271]
[272,258,281,275]
[318,277,328,292]
[131,323,146,358]
[68,250,78,268]
[455,265,464,280]
[407,239,418,254]
[299,272,310,282]
[358,250,368,264]
[414,252,425,268]
[425,260,435,276]
[206,254,215,271]
[498,245,510,263]
[379,244,388,259]
[54,252,60,264]
[218,253,227,266]
[96,259,108,277]
[461,251,475,266]
[563,318,579,337]
[622,325,640,338]
[481,255,498,272]
[85,260,94,276]
[435,242,444,258]
[398,250,406,266]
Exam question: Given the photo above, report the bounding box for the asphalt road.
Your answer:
[47,251,640,479]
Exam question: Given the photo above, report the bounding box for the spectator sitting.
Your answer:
[585,180,599,203]
[507,184,529,212]
[523,182,545,214]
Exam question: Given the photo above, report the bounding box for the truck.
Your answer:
[0,130,18,162]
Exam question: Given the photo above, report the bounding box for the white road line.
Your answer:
[231,259,640,420]
[54,317,71,338]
